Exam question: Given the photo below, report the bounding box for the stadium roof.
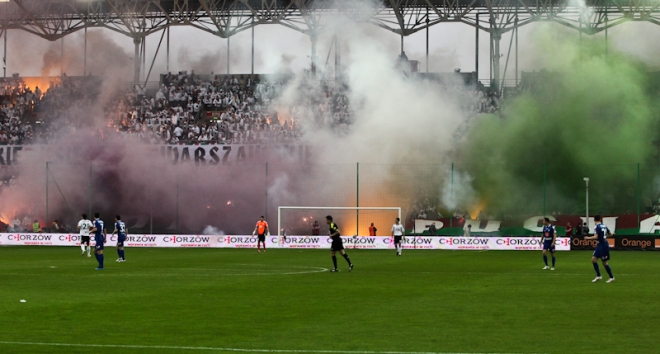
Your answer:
[0,0,658,40]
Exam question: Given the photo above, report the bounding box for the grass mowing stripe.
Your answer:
[0,270,650,277]
[0,341,544,354]
[2,268,330,277]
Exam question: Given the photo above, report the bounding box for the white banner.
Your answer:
[0,233,570,251]
[0,144,310,166]
[433,236,571,251]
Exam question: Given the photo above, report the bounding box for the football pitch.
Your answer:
[0,247,657,354]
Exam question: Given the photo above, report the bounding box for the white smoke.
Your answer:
[202,225,225,235]
[441,169,477,213]
[261,20,470,214]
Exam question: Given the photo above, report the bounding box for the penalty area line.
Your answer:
[0,341,546,354]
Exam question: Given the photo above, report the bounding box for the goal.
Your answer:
[277,206,402,237]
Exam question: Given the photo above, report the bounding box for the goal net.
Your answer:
[277,207,402,236]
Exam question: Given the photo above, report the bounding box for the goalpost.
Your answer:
[277,206,402,240]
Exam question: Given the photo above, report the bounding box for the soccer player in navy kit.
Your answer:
[326,215,353,272]
[584,215,615,283]
[112,215,127,262]
[88,213,106,270]
[541,217,557,270]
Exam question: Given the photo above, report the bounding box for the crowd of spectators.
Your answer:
[105,72,302,144]
[1,67,501,147]
[0,80,39,144]
[269,78,354,136]
[35,77,102,144]
[0,174,17,194]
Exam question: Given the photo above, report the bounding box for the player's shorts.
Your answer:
[81,236,90,245]
[393,235,403,244]
[95,243,104,251]
[543,240,555,252]
[257,233,266,242]
[117,235,126,247]
[331,238,344,251]
[593,246,610,261]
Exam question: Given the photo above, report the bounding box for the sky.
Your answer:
[6,17,660,81]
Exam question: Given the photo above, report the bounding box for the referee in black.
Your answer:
[326,215,354,272]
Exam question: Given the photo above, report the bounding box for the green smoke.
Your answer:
[461,36,660,220]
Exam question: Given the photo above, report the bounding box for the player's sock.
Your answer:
[552,256,556,267]
[117,248,121,259]
[95,253,104,268]
[81,244,85,252]
[120,249,125,260]
[543,255,548,266]
[593,263,601,276]
[604,265,613,278]
[332,256,337,269]
[342,253,351,265]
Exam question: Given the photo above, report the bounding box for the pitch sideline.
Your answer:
[0,341,546,354]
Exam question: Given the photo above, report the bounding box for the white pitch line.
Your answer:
[354,270,647,277]
[0,341,545,354]
[1,267,330,277]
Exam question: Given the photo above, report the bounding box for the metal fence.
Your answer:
[1,161,656,236]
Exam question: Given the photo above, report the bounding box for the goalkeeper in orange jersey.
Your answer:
[253,216,269,253]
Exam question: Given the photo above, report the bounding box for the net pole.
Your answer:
[265,163,268,221]
[277,206,281,248]
[450,163,454,229]
[637,163,641,228]
[150,183,153,235]
[88,162,92,219]
[46,162,49,233]
[48,166,76,223]
[175,167,179,233]
[356,162,359,236]
[543,163,546,218]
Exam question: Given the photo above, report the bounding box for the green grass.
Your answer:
[0,247,658,354]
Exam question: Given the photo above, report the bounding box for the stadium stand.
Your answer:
[0,79,39,145]
[1,69,498,146]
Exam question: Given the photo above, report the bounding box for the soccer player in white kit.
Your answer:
[392,217,405,256]
[77,213,94,257]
